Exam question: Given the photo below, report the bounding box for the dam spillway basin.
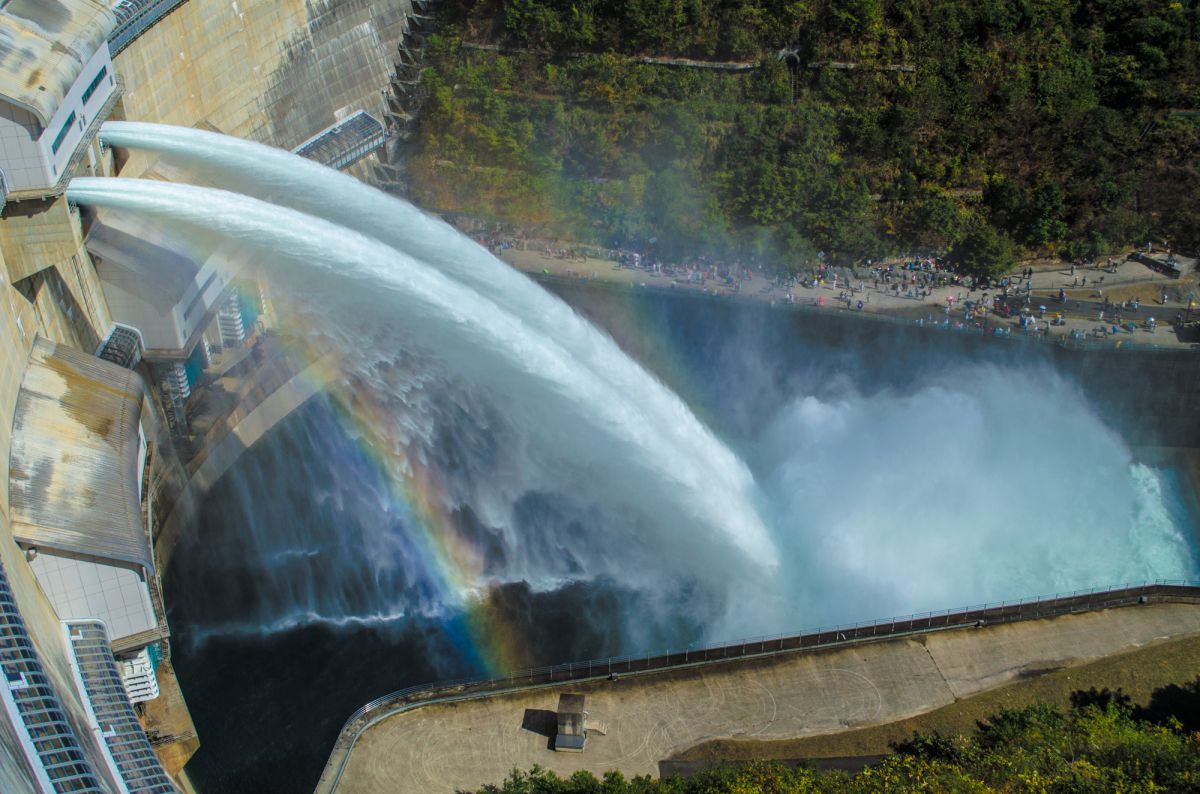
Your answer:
[164,281,1200,793]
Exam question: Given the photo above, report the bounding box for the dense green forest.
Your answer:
[466,679,1200,792]
[409,0,1200,275]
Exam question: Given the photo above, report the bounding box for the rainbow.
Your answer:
[254,310,525,676]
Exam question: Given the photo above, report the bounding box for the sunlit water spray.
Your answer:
[68,171,1198,647]
[753,366,1196,626]
[68,176,778,640]
[100,122,756,514]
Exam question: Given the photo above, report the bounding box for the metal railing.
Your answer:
[318,579,1200,792]
[293,112,388,171]
[110,0,191,55]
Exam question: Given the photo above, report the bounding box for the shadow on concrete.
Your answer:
[521,708,557,751]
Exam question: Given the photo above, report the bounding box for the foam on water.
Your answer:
[68,176,778,632]
[736,364,1198,635]
[99,121,763,547]
[68,164,1198,649]
[93,126,1200,794]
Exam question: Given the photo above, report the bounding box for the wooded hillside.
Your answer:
[409,0,1200,274]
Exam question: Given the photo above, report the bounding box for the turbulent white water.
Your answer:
[747,366,1197,631]
[68,165,1199,644]
[68,177,777,616]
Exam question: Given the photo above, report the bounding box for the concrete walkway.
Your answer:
[331,602,1200,793]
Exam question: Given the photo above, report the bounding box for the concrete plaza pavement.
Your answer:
[331,601,1200,793]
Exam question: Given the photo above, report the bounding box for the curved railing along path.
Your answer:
[314,579,1200,793]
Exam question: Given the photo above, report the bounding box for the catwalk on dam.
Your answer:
[67,137,1200,792]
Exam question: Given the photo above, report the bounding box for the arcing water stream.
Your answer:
[66,144,1200,790]
[68,162,1199,635]
[69,176,778,621]
[98,121,760,542]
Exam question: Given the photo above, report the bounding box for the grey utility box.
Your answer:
[554,694,586,752]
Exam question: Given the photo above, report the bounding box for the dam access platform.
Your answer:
[317,582,1200,793]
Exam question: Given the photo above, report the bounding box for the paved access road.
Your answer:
[333,602,1200,793]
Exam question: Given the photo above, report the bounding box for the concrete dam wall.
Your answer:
[113,0,415,176]
[0,1,435,776]
[110,0,428,559]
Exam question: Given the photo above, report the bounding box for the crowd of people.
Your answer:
[466,225,1195,346]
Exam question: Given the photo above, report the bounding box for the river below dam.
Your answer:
[164,278,1199,793]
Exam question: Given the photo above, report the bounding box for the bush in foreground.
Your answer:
[467,679,1200,793]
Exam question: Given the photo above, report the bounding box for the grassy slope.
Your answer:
[672,633,1200,763]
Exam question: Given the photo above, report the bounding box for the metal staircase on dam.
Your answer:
[373,7,443,192]
[294,112,391,172]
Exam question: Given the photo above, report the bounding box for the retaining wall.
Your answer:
[316,581,1200,792]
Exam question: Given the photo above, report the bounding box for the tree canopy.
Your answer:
[465,677,1200,792]
[410,0,1200,273]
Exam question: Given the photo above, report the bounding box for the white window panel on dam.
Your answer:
[0,558,111,793]
[64,622,176,793]
[30,554,157,644]
[218,293,245,347]
[37,45,118,185]
[0,29,117,195]
[0,1,116,127]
